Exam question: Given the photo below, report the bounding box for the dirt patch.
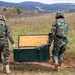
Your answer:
[9,51,75,69]
[63,52,75,68]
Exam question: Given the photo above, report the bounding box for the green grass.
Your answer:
[0,10,75,75]
[2,65,75,75]
[6,13,75,52]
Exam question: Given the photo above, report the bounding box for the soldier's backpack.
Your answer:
[0,22,7,38]
[55,20,68,38]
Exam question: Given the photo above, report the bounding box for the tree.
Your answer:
[17,8,22,14]
[3,7,7,12]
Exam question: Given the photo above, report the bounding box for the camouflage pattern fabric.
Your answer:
[0,40,10,65]
[51,19,68,66]
[0,21,14,65]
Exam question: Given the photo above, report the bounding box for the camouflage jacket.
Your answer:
[51,19,68,38]
[0,21,14,44]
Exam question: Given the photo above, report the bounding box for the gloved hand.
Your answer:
[12,44,16,48]
[48,43,51,47]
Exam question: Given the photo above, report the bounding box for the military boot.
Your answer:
[58,66,61,71]
[54,61,58,71]
[5,65,11,74]
[0,64,3,71]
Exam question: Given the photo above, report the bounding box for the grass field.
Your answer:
[6,13,75,52]
[0,64,75,75]
[0,13,75,75]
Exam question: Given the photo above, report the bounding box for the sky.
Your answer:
[1,0,75,4]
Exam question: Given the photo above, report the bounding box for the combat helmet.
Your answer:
[0,15,6,21]
[55,11,64,19]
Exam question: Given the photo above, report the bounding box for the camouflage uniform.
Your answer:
[50,12,68,68]
[0,15,14,73]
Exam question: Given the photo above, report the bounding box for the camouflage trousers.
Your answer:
[0,39,10,65]
[52,36,68,66]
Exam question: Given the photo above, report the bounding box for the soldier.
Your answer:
[49,11,68,71]
[0,15,15,73]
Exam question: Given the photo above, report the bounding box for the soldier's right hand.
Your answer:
[12,44,16,48]
[48,43,51,47]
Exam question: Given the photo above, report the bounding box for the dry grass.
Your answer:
[5,13,75,52]
[0,13,75,75]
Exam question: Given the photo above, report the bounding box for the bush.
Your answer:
[17,8,23,14]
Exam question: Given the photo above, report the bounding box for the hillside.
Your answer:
[0,1,75,12]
